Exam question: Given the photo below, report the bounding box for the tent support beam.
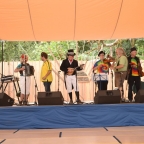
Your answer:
[1,40,4,93]
[2,41,4,77]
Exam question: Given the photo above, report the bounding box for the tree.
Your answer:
[1,38,144,62]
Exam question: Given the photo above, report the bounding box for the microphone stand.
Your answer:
[120,72,124,100]
[75,66,84,104]
[34,75,38,105]
[58,71,61,91]
[24,56,27,105]
[75,68,78,104]
[1,41,4,94]
[93,73,97,95]
[111,70,113,90]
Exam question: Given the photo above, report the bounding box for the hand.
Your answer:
[98,65,103,68]
[80,64,85,69]
[42,76,47,80]
[93,67,97,71]
[67,68,74,73]
[20,67,25,71]
[110,65,115,70]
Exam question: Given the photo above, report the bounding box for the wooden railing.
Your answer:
[0,60,144,103]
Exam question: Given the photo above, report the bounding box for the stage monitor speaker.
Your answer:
[94,90,121,104]
[38,91,64,105]
[0,93,14,106]
[135,90,144,103]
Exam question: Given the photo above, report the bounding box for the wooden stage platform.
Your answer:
[1,126,144,144]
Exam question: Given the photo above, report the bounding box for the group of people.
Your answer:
[94,47,142,102]
[14,47,143,105]
[14,52,53,105]
[14,50,83,105]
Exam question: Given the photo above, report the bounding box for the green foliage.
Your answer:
[118,39,132,56]
[0,38,144,62]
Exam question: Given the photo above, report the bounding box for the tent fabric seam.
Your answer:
[27,0,36,41]
[73,0,77,40]
[111,0,123,39]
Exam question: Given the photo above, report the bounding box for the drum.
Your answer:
[25,64,34,76]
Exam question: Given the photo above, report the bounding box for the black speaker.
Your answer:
[38,91,64,105]
[135,90,144,103]
[0,93,14,106]
[94,90,121,104]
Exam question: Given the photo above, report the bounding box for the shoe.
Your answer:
[129,100,132,103]
[76,99,83,104]
[69,99,74,105]
[121,98,125,102]
[23,101,28,105]
[132,99,135,103]
[19,101,22,106]
[125,99,129,103]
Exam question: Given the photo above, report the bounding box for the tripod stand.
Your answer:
[33,75,38,105]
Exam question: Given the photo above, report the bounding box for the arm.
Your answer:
[42,62,52,80]
[60,60,68,73]
[115,64,124,69]
[14,64,24,73]
[76,61,83,71]
[93,62,98,71]
[43,69,52,78]
[114,56,126,69]
[127,57,132,69]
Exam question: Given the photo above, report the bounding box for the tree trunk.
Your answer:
[130,38,135,47]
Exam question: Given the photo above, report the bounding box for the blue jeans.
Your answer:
[43,81,52,92]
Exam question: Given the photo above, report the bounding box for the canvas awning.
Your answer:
[0,0,144,41]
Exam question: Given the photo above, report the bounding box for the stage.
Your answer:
[0,104,144,129]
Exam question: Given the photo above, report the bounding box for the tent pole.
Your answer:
[76,41,78,60]
[2,41,4,77]
[1,40,4,93]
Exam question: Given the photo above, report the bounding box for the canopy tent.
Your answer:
[0,0,144,41]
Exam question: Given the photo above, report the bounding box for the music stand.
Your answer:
[93,73,108,90]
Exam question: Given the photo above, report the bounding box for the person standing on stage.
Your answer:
[93,51,110,90]
[14,54,31,105]
[127,47,141,102]
[41,52,53,92]
[60,49,84,104]
[113,47,128,101]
